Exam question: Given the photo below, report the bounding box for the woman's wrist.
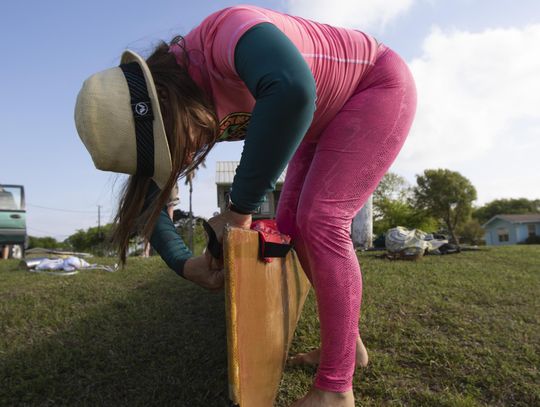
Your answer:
[182,256,198,281]
[225,193,258,216]
[182,254,225,291]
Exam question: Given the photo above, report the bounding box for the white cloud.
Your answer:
[286,0,415,31]
[394,24,540,203]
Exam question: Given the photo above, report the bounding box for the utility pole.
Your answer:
[97,205,103,254]
[97,205,102,234]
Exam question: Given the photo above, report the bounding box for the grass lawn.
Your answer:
[1,245,539,406]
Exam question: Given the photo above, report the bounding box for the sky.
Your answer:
[1,0,539,240]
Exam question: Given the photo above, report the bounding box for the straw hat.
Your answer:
[74,50,172,189]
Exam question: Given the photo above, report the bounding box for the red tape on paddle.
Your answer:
[250,219,292,263]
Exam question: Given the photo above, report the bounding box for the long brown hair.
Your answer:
[111,36,219,265]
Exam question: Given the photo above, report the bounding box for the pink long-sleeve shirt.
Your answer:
[170,5,380,143]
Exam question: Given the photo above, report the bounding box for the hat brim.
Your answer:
[121,50,172,190]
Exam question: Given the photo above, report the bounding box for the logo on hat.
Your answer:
[135,102,148,116]
[135,102,149,116]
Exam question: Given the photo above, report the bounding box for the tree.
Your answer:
[373,172,412,207]
[65,223,114,256]
[372,172,438,235]
[413,169,477,244]
[173,210,210,256]
[179,219,208,256]
[28,236,63,250]
[373,198,439,236]
[456,218,485,245]
[473,198,540,224]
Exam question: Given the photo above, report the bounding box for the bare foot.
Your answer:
[288,335,369,368]
[289,386,354,407]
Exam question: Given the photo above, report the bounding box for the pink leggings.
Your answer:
[275,46,417,392]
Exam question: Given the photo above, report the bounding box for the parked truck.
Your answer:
[0,184,26,259]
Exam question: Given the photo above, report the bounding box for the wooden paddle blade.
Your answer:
[224,226,311,407]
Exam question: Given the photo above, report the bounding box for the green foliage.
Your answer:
[373,199,438,236]
[373,172,412,205]
[177,219,207,256]
[524,235,540,245]
[373,172,437,235]
[27,236,64,250]
[414,169,477,244]
[473,198,540,224]
[65,223,114,256]
[456,218,485,245]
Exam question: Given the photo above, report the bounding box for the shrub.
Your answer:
[524,235,540,244]
[457,219,485,245]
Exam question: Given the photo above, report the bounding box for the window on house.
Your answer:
[260,197,271,214]
[497,228,509,242]
[528,224,537,237]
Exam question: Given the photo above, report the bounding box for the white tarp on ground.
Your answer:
[385,226,450,257]
[26,256,118,275]
[35,256,91,272]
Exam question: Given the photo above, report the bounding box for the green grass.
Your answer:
[1,246,539,406]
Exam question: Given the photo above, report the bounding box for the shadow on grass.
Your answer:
[1,271,231,406]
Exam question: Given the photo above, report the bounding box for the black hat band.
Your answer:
[119,62,155,178]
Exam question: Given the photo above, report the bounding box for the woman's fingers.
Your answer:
[201,267,224,292]
[204,247,223,270]
[223,210,253,230]
[207,211,253,246]
[195,210,254,293]
[203,212,253,267]
[185,254,224,292]
[210,269,225,290]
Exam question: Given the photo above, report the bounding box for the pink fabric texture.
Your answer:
[275,46,417,392]
[172,5,379,142]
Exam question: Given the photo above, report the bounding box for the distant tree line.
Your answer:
[28,168,539,253]
[28,209,208,257]
[473,198,540,224]
[372,169,539,245]
[27,236,67,251]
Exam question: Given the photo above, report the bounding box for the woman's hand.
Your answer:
[186,209,251,291]
[183,255,224,292]
[204,246,223,271]
[207,210,252,244]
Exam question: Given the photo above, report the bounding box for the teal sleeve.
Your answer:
[230,23,317,213]
[146,182,193,278]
